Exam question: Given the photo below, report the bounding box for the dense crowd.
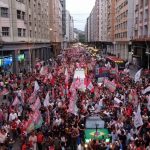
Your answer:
[0,45,149,150]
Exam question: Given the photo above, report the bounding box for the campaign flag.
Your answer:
[134,104,143,128]
[147,95,150,111]
[33,111,43,129]
[44,92,50,107]
[35,116,43,129]
[12,96,20,106]
[87,81,94,93]
[34,81,40,92]
[134,69,142,83]
[104,79,116,92]
[31,97,41,111]
[129,89,138,106]
[142,86,150,95]
[28,92,36,103]
[26,119,34,133]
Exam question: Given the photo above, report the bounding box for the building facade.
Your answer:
[131,0,150,69]
[65,10,74,42]
[114,0,134,60]
[0,0,53,73]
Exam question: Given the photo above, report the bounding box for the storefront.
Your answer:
[0,42,53,74]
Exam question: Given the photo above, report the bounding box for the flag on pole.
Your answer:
[44,92,50,107]
[12,96,20,106]
[142,86,150,95]
[34,81,40,92]
[134,104,143,128]
[87,81,94,93]
[134,69,142,83]
[31,97,41,111]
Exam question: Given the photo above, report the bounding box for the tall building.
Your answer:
[65,10,74,42]
[131,0,150,68]
[85,0,109,42]
[106,0,115,54]
[0,0,52,73]
[114,0,134,60]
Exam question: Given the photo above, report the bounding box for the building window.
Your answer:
[22,12,25,20]
[18,28,22,37]
[16,0,24,3]
[2,27,9,36]
[23,29,26,37]
[1,7,9,18]
[17,10,21,19]
[30,30,32,37]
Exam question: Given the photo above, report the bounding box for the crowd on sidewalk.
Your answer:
[0,45,149,150]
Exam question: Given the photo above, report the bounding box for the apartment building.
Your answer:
[114,0,134,60]
[85,0,109,44]
[131,0,150,68]
[106,0,115,54]
[0,0,52,73]
[65,10,74,42]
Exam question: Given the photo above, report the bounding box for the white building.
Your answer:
[65,10,74,42]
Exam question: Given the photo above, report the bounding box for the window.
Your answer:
[16,0,24,3]
[30,30,32,37]
[22,12,25,20]
[2,27,9,36]
[1,7,9,17]
[18,28,22,37]
[17,10,21,19]
[23,29,26,37]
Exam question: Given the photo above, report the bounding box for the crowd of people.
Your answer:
[0,45,149,150]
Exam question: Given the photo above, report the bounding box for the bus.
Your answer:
[106,56,125,70]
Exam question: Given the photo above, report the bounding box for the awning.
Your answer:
[0,43,51,51]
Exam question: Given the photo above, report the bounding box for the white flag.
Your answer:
[34,81,40,92]
[147,95,150,111]
[44,92,50,107]
[134,69,142,83]
[134,104,143,128]
[142,86,150,95]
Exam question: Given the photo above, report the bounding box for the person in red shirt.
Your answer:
[37,130,44,150]
[22,141,28,150]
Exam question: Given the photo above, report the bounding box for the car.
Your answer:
[84,115,110,146]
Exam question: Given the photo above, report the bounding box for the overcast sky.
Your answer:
[66,0,95,31]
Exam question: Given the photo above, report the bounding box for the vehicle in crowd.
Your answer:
[84,115,110,149]
[106,56,125,71]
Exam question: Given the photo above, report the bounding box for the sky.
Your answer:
[66,0,95,31]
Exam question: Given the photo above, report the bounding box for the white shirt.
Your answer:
[9,113,18,122]
[0,132,7,144]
